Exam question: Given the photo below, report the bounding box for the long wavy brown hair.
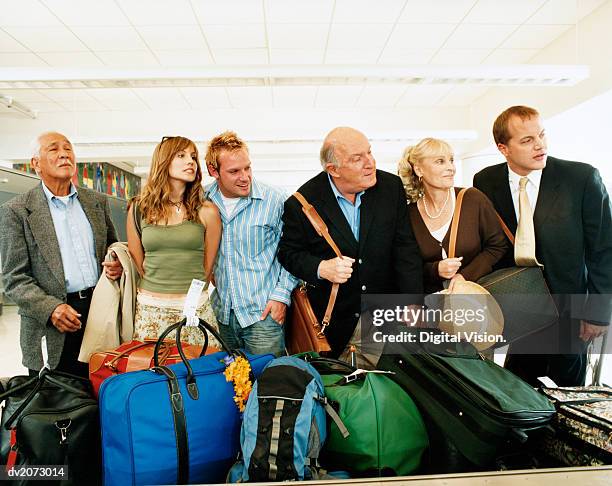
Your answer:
[132,136,204,224]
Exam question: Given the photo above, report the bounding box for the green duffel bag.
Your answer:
[307,356,428,477]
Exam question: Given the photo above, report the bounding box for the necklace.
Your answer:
[169,200,182,214]
[421,189,451,219]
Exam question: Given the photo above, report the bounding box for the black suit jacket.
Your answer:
[474,156,612,325]
[278,170,423,353]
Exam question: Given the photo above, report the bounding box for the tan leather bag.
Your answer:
[286,192,344,355]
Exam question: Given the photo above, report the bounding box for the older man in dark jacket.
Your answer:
[278,127,423,356]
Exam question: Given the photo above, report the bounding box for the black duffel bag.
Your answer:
[0,368,101,485]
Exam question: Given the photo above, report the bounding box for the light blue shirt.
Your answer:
[327,173,363,241]
[207,179,298,328]
[41,183,98,292]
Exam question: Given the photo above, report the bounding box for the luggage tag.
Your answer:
[183,279,205,327]
[333,369,395,386]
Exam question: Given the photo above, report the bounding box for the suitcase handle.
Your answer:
[154,318,250,401]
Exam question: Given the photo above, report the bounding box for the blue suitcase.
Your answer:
[99,319,274,486]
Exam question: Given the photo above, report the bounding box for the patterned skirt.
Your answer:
[133,291,221,349]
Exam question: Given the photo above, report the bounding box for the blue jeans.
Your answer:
[218,311,285,357]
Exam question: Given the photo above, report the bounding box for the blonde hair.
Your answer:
[205,130,248,170]
[132,136,204,224]
[397,137,454,203]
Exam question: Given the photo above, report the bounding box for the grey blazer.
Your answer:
[0,184,118,370]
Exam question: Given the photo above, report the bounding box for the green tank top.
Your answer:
[140,220,206,293]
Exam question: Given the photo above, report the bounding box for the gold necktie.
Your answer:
[515,176,541,267]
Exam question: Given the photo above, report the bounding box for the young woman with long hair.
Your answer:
[127,136,221,347]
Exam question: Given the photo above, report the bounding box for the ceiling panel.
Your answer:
[57,99,108,112]
[137,25,207,50]
[192,0,265,24]
[0,30,28,52]
[204,24,266,49]
[396,85,454,107]
[131,88,190,110]
[45,0,130,27]
[387,23,456,49]
[333,0,406,23]
[268,24,329,49]
[266,0,334,23]
[4,26,88,52]
[464,0,546,24]
[72,27,147,51]
[42,89,96,102]
[357,85,407,108]
[444,24,517,49]
[273,86,318,108]
[528,0,606,24]
[430,48,492,65]
[118,0,197,26]
[180,87,231,109]
[501,24,571,49]
[482,48,538,64]
[23,100,64,112]
[269,49,323,64]
[87,89,150,111]
[39,51,104,67]
[378,48,435,64]
[315,86,362,108]
[399,0,476,23]
[0,0,62,27]
[0,53,48,66]
[213,48,268,64]
[0,89,51,102]
[227,87,273,108]
[325,49,381,64]
[95,50,159,67]
[437,86,489,106]
[328,23,394,49]
[155,49,213,66]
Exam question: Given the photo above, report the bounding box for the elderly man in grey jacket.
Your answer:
[0,132,122,377]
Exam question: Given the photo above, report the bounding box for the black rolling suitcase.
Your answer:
[377,337,556,473]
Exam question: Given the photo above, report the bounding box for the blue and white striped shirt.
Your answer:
[207,179,298,328]
[41,183,98,292]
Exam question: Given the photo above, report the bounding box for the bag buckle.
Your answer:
[317,321,328,338]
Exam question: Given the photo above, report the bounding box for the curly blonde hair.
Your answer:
[132,136,204,224]
[397,137,454,203]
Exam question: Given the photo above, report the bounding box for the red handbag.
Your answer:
[89,338,218,398]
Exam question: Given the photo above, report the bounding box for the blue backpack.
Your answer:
[228,356,348,482]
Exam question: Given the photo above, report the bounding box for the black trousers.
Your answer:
[504,317,588,386]
[28,291,92,379]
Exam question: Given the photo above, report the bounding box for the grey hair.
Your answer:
[29,131,59,159]
[319,142,340,170]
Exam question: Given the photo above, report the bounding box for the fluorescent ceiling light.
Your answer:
[0,65,589,89]
[0,94,37,119]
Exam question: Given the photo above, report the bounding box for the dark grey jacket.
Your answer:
[0,184,118,370]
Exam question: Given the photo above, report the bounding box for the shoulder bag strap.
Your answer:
[447,188,470,259]
[293,192,342,328]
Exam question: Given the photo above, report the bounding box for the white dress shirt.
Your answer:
[507,167,543,223]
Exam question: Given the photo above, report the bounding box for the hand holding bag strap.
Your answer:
[293,192,343,329]
[447,188,469,259]
[152,365,189,485]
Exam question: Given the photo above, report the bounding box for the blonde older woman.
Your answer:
[398,138,508,294]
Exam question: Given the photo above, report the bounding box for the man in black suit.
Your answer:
[278,127,423,357]
[474,106,612,386]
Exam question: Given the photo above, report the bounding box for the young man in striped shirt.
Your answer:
[205,131,297,356]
